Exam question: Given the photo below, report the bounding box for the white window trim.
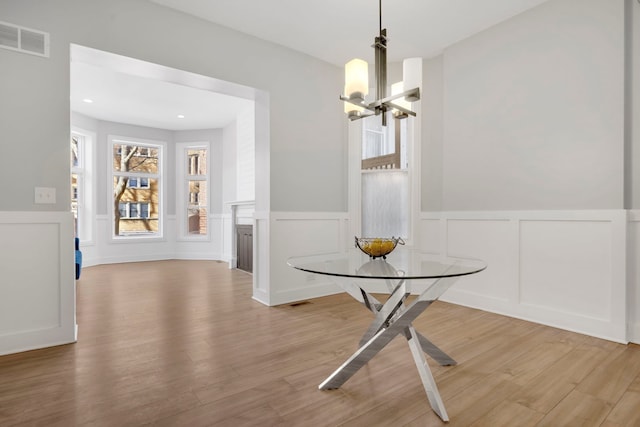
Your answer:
[72,127,96,246]
[108,135,165,242]
[176,141,211,241]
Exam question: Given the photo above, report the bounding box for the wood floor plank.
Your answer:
[0,260,638,426]
[576,343,640,404]
[601,390,640,427]
[508,342,614,413]
[468,401,544,427]
[536,389,613,427]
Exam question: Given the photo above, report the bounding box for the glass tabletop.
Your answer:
[287,247,486,280]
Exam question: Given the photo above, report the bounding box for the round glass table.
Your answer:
[287,248,486,422]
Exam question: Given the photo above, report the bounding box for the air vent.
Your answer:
[0,21,49,57]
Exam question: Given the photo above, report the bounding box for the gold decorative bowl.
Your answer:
[355,236,405,259]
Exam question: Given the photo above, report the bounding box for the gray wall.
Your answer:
[422,0,626,211]
[421,56,444,212]
[0,0,345,213]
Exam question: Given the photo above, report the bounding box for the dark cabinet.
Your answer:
[236,224,253,273]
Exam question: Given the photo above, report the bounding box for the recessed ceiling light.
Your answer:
[177,114,185,119]
[82,98,94,103]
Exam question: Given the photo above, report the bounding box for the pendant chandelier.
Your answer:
[341,0,421,126]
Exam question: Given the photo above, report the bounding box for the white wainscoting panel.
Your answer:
[418,218,441,254]
[267,212,348,306]
[173,214,224,261]
[519,220,613,321]
[0,211,76,355]
[221,213,233,267]
[253,211,270,305]
[629,210,640,344]
[447,218,518,307]
[81,214,226,266]
[421,210,628,343]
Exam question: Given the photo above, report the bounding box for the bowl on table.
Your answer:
[355,236,405,259]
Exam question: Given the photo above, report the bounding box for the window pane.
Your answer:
[113,144,158,173]
[128,177,138,188]
[362,114,397,161]
[113,176,159,236]
[187,149,207,175]
[129,203,139,218]
[71,136,79,168]
[71,174,78,205]
[188,180,207,205]
[140,203,149,219]
[71,173,78,235]
[187,179,207,235]
[188,207,207,235]
[361,170,409,238]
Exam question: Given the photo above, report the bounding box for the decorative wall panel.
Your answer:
[0,212,76,355]
[421,210,628,343]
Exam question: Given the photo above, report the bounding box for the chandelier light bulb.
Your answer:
[344,58,369,101]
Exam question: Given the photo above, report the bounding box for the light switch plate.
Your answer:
[35,187,56,204]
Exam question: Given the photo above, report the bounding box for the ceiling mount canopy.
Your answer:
[341,0,420,126]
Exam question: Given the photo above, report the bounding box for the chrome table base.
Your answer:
[321,275,460,422]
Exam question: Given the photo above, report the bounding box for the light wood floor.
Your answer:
[1,260,640,426]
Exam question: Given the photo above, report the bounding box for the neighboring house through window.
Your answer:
[110,136,163,238]
[176,142,209,238]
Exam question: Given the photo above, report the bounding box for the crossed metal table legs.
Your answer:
[319,275,458,422]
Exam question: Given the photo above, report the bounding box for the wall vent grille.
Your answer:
[0,21,49,57]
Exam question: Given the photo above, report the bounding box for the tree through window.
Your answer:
[111,137,162,237]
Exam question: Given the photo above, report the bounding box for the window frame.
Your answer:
[359,113,413,241]
[176,141,211,241]
[109,135,165,241]
[71,127,95,246]
[361,115,403,170]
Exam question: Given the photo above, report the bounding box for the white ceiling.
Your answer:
[149,0,553,66]
[70,46,254,131]
[72,0,552,131]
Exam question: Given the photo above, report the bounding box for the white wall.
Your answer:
[236,106,255,202]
